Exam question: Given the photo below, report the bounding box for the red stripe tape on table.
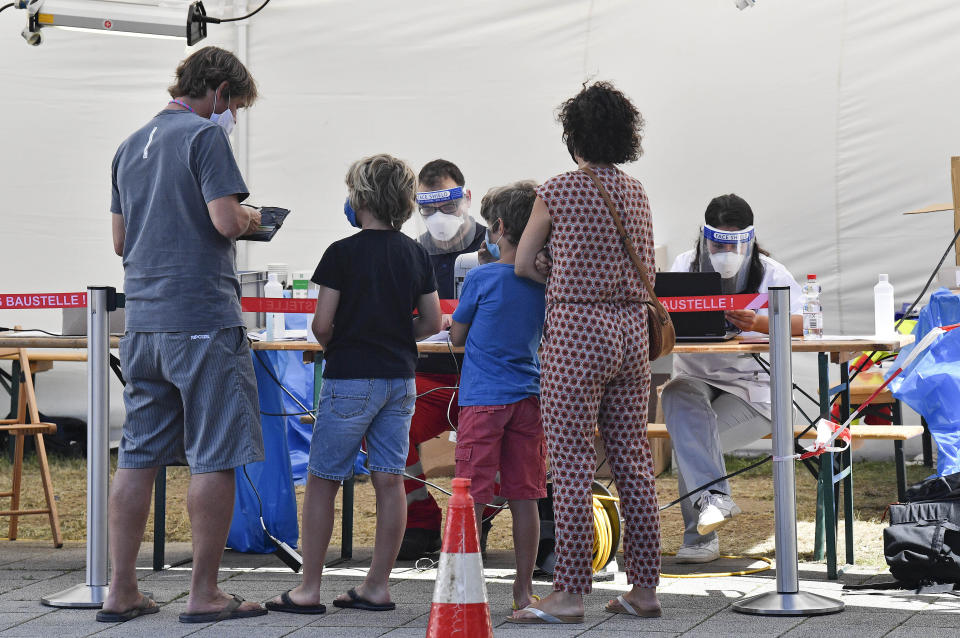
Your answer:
[659,293,768,313]
[0,293,88,309]
[239,298,460,314]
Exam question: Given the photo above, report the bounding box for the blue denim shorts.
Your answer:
[308,377,416,481]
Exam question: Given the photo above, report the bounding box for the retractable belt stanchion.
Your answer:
[42,286,114,608]
[732,286,843,616]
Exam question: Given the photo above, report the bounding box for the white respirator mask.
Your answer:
[210,92,236,136]
[709,251,746,279]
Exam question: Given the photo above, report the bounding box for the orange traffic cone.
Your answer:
[426,477,493,638]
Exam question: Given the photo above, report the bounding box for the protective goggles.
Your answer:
[703,224,754,251]
[416,186,465,216]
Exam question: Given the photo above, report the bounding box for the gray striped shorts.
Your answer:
[118,327,265,473]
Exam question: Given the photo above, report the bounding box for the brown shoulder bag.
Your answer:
[581,166,675,360]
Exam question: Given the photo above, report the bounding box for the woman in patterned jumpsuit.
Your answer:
[510,81,661,623]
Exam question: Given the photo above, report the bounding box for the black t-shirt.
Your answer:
[426,223,487,299]
[312,230,437,379]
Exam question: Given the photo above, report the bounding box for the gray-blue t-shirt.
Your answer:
[111,110,249,332]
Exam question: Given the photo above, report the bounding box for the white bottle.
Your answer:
[802,274,823,338]
[874,274,895,338]
[264,273,285,341]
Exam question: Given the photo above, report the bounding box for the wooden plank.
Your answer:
[903,203,953,215]
[646,423,924,441]
[0,352,88,362]
[953,157,960,266]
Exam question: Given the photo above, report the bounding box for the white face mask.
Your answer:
[710,252,746,279]
[210,93,236,136]
[423,213,463,242]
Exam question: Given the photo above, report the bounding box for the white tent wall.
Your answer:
[1,0,954,461]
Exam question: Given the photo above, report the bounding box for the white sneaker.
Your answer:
[675,538,720,564]
[696,493,742,535]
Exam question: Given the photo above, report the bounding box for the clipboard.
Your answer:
[239,206,291,242]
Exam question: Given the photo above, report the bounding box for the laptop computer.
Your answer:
[653,272,738,342]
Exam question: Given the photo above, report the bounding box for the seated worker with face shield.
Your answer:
[662,194,803,564]
[398,160,489,559]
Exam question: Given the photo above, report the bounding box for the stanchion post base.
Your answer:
[732,590,844,616]
[41,583,108,608]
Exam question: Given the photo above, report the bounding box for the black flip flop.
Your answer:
[179,594,268,623]
[332,587,396,611]
[265,589,326,615]
[96,594,159,623]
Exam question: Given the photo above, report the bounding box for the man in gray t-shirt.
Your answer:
[100,47,266,624]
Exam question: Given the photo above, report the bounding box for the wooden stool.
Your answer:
[0,348,62,547]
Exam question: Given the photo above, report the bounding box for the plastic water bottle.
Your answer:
[264,273,285,341]
[874,274,895,337]
[802,274,823,338]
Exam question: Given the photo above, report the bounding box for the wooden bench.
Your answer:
[646,422,925,501]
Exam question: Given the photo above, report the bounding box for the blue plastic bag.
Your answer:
[889,289,960,477]
[227,349,300,553]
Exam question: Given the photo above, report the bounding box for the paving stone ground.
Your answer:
[0,541,955,636]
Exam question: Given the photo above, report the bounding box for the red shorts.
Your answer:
[455,396,546,504]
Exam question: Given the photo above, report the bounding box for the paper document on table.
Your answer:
[248,329,307,342]
[816,335,892,341]
[420,330,451,343]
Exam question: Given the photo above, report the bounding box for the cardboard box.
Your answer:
[420,433,457,478]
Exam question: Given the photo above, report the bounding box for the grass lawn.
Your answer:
[0,451,930,568]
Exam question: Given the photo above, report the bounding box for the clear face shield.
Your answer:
[413,186,477,255]
[697,224,755,293]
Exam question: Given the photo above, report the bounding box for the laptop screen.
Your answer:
[653,272,730,339]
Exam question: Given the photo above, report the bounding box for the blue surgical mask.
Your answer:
[344,198,360,228]
[485,225,502,260]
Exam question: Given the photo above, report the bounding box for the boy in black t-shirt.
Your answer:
[267,154,441,615]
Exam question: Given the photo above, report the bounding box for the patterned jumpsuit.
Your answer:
[537,166,661,593]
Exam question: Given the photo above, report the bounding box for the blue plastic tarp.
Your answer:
[889,289,960,477]
[226,348,301,553]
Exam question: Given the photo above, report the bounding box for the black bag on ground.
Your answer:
[884,498,960,588]
[37,412,87,458]
[904,471,960,502]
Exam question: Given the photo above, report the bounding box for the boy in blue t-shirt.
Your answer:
[449,181,546,610]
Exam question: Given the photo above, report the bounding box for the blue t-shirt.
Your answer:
[452,262,546,406]
[111,109,249,332]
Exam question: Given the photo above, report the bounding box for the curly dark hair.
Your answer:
[557,81,644,165]
[691,194,770,293]
[480,180,538,245]
[418,159,466,190]
[168,46,258,104]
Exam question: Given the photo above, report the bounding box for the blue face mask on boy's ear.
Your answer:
[485,222,502,260]
[344,198,360,228]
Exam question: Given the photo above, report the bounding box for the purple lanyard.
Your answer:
[168,99,195,113]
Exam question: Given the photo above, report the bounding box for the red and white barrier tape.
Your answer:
[774,322,960,462]
[659,293,768,313]
[0,293,88,309]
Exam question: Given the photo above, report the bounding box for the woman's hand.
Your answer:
[725,309,757,332]
[534,248,553,278]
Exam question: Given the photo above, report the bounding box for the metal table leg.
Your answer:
[153,468,166,571]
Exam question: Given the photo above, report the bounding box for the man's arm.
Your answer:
[449,320,469,347]
[208,195,260,239]
[111,213,125,256]
[311,285,340,347]
[515,197,551,284]
[413,291,442,340]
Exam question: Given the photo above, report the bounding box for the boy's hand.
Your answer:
[534,248,553,277]
[440,313,454,330]
[477,244,496,265]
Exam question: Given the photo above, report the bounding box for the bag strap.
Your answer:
[580,166,661,306]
